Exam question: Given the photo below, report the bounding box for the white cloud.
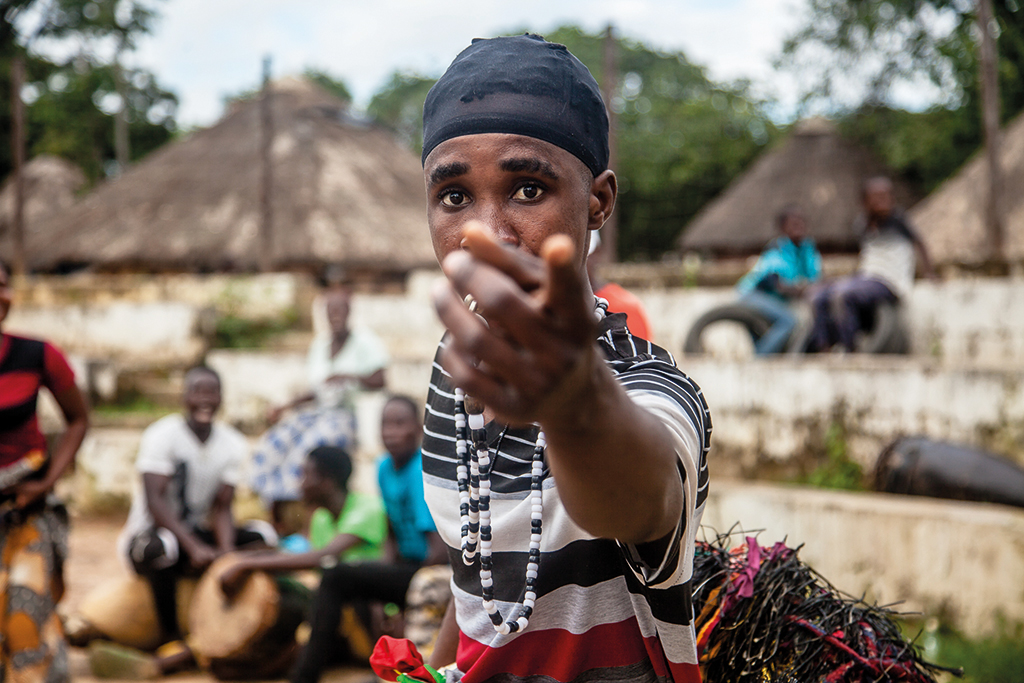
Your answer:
[118,0,816,127]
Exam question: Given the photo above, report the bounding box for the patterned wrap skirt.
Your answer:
[0,497,69,683]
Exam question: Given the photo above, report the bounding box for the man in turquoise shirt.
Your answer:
[736,206,822,354]
[378,396,438,563]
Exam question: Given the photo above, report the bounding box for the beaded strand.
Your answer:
[454,388,545,635]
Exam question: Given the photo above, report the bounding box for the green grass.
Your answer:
[915,621,1024,683]
[92,395,165,416]
[800,421,865,491]
[213,310,298,349]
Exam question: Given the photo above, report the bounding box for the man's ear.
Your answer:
[588,170,617,230]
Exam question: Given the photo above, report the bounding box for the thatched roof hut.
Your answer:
[0,155,85,254]
[909,112,1024,267]
[678,118,918,256]
[27,77,435,275]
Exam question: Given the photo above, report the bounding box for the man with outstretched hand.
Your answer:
[419,34,712,683]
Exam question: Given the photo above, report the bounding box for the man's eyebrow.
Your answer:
[499,157,560,180]
[429,162,470,186]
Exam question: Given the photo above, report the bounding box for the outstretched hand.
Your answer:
[433,222,598,427]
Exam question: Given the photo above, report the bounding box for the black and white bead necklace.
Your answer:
[454,386,545,636]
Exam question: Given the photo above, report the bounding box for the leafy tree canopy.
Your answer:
[303,67,351,104]
[366,71,435,153]
[780,0,1024,193]
[1,0,176,183]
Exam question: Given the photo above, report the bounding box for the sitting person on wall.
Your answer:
[809,177,936,352]
[585,230,653,340]
[735,205,822,354]
[117,366,277,659]
[252,287,388,533]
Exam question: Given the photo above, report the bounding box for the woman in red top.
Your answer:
[0,262,89,683]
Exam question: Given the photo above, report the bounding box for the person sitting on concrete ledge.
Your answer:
[809,177,936,352]
[252,287,389,535]
[735,205,821,354]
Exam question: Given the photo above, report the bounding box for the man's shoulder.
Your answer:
[142,413,186,437]
[211,420,246,442]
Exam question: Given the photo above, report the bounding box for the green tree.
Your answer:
[538,26,778,260]
[303,67,351,104]
[366,72,436,152]
[1,0,176,183]
[779,1,1024,193]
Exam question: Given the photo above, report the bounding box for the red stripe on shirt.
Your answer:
[0,371,43,409]
[457,617,701,683]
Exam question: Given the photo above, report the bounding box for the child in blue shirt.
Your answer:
[736,206,822,354]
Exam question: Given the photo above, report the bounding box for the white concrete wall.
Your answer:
[683,356,1024,470]
[6,301,204,365]
[702,482,1024,636]
[8,273,1024,369]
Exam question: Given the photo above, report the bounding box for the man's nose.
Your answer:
[461,206,519,249]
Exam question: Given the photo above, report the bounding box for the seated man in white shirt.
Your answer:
[118,366,276,651]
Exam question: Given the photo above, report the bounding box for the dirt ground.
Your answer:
[63,513,373,683]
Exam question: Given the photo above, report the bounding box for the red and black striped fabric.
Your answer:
[423,302,712,683]
[0,334,76,467]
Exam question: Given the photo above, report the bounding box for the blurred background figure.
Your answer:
[252,287,388,535]
[809,177,935,352]
[0,260,89,683]
[117,366,275,667]
[735,205,821,354]
[587,230,653,340]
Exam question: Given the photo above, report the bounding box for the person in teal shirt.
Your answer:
[378,396,439,564]
[735,206,822,354]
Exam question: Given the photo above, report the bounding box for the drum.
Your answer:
[71,574,197,651]
[188,552,309,680]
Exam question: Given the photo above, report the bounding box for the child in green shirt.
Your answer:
[221,446,386,588]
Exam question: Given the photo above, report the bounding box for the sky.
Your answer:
[115,0,814,128]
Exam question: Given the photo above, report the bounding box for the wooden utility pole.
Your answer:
[601,24,619,263]
[258,56,274,272]
[978,0,1003,264]
[113,53,131,173]
[10,55,27,276]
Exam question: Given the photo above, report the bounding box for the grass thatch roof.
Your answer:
[909,111,1024,267]
[678,118,918,256]
[0,155,85,253]
[27,77,434,274]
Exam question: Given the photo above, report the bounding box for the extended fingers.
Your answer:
[462,222,545,292]
[541,234,597,343]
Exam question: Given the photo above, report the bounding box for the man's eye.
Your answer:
[513,184,544,201]
[440,190,468,207]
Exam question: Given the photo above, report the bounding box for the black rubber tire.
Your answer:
[683,303,773,354]
[857,300,907,354]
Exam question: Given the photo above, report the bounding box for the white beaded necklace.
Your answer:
[454,389,545,636]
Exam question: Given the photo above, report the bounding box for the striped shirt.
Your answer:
[423,302,712,683]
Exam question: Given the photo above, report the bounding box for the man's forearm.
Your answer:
[540,353,683,544]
